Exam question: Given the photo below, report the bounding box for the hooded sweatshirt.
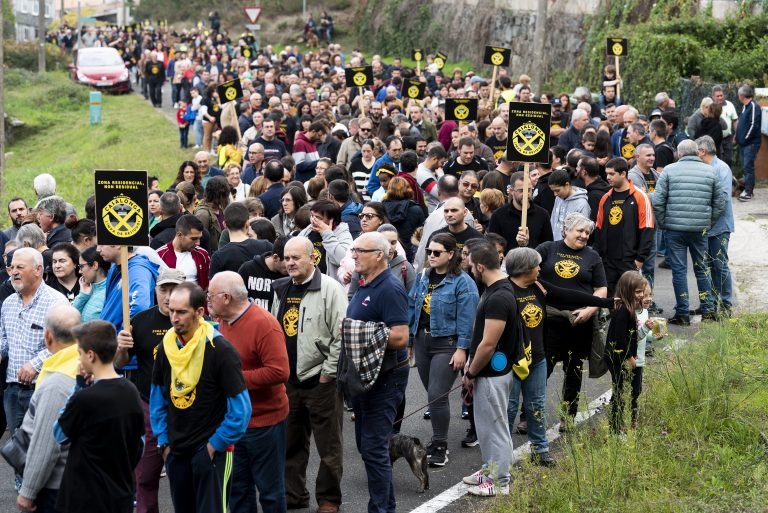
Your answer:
[550,186,590,241]
[340,201,364,238]
[100,253,159,332]
[585,178,611,222]
[238,254,285,311]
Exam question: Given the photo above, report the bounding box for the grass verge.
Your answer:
[487,314,768,513]
[2,69,189,223]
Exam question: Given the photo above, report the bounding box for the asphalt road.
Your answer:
[0,82,709,512]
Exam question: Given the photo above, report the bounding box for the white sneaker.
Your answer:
[173,102,179,109]
[467,478,509,497]
[462,469,487,485]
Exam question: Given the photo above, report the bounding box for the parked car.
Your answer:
[69,47,131,93]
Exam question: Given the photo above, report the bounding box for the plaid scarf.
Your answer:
[337,318,390,396]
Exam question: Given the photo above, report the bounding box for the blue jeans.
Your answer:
[665,230,714,315]
[352,366,409,513]
[740,143,760,193]
[656,229,666,256]
[506,359,549,454]
[194,119,204,147]
[4,383,33,433]
[642,233,657,287]
[230,421,287,513]
[707,233,732,309]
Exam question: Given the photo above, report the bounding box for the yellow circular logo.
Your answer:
[151,65,159,74]
[282,306,299,337]
[612,42,623,56]
[512,122,546,157]
[491,52,504,66]
[621,143,635,159]
[454,105,469,120]
[101,195,143,239]
[422,293,432,315]
[414,51,422,62]
[170,382,196,409]
[312,247,322,266]
[609,205,623,225]
[493,148,504,160]
[521,303,543,328]
[408,85,420,98]
[225,86,238,101]
[243,48,251,58]
[353,72,367,86]
[554,259,580,279]
[434,57,445,69]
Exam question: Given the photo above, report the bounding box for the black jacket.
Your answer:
[533,173,556,215]
[383,199,425,261]
[585,178,611,223]
[487,202,553,251]
[210,239,272,277]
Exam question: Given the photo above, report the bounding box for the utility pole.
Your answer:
[531,0,548,93]
[0,0,5,199]
[38,0,46,73]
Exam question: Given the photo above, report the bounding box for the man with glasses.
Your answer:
[242,143,266,186]
[194,150,224,188]
[269,237,347,513]
[367,135,403,197]
[156,215,211,289]
[338,117,373,170]
[488,171,553,251]
[346,232,410,513]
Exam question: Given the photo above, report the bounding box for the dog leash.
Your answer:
[394,383,465,425]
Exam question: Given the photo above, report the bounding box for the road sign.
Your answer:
[245,23,261,31]
[243,7,262,23]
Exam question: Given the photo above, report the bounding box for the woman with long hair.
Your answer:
[271,186,308,237]
[171,160,203,199]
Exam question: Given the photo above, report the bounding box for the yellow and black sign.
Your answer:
[403,78,425,100]
[412,48,423,62]
[445,98,478,122]
[506,101,552,164]
[606,37,628,57]
[345,65,374,88]
[483,46,512,67]
[554,259,580,279]
[94,170,149,246]
[434,51,447,70]
[242,46,252,58]
[217,78,244,103]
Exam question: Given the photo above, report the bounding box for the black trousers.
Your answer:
[148,81,163,107]
[166,445,233,513]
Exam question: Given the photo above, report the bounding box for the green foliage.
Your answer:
[356,0,438,59]
[2,0,14,39]
[3,42,69,71]
[489,314,768,513]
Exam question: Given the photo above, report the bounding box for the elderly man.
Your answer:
[558,109,590,152]
[208,272,290,513]
[194,150,224,187]
[735,84,762,202]
[652,139,725,325]
[15,305,81,513]
[271,237,347,513]
[36,196,71,248]
[242,143,266,185]
[0,249,68,443]
[33,174,57,201]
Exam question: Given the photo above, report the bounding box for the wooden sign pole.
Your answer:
[521,162,530,229]
[359,86,366,118]
[489,65,498,109]
[120,246,131,330]
[615,55,621,102]
[416,60,420,76]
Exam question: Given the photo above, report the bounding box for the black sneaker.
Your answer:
[668,314,691,326]
[530,451,556,467]
[461,428,479,447]
[423,410,431,420]
[701,312,719,322]
[428,443,449,467]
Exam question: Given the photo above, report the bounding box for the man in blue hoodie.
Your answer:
[735,84,762,202]
[97,245,159,331]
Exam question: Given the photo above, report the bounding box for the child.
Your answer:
[580,130,597,156]
[54,320,145,513]
[177,99,191,149]
[604,271,647,434]
[633,283,664,427]
[600,64,622,107]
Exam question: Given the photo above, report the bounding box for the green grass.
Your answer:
[487,315,768,513]
[2,69,189,225]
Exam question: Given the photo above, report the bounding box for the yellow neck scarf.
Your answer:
[37,344,80,387]
[162,319,213,398]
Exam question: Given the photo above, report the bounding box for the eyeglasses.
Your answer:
[351,247,382,255]
[461,181,479,190]
[358,213,380,220]
[205,292,227,301]
[359,128,372,132]
[426,249,446,257]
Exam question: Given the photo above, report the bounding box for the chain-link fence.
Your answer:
[678,77,740,120]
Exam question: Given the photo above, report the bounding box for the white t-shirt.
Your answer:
[175,251,198,284]
[720,100,738,136]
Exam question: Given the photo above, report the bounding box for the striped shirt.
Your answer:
[0,283,68,384]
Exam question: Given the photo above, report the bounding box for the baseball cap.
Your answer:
[552,98,562,106]
[156,268,186,286]
[650,109,662,118]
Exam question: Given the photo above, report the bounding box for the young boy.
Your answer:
[54,320,145,513]
[177,99,190,149]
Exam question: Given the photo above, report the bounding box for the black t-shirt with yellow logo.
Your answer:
[604,189,630,260]
[642,171,657,193]
[510,282,546,363]
[277,280,317,387]
[484,135,507,162]
[129,305,172,402]
[308,231,327,274]
[536,240,607,310]
[419,270,446,330]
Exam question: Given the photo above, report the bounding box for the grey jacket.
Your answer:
[298,222,353,283]
[19,372,74,499]
[628,165,660,193]
[652,156,725,232]
[550,187,591,240]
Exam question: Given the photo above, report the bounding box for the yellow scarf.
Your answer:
[36,344,80,387]
[162,319,213,398]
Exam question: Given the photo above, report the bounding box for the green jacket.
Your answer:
[652,156,725,232]
[271,269,348,381]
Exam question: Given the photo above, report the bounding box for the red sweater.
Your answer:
[219,303,289,428]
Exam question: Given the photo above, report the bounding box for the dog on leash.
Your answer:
[389,433,429,492]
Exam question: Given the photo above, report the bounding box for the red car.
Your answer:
[69,47,131,93]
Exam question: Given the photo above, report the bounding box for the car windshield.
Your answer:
[78,50,123,67]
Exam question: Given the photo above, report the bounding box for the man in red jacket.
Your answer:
[207,271,290,513]
[155,215,211,290]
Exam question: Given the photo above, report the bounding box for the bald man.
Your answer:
[431,197,483,251]
[194,150,224,188]
[485,117,508,162]
[16,305,81,513]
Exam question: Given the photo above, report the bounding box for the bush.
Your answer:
[3,41,70,72]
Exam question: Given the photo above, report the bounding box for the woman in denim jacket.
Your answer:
[408,232,479,467]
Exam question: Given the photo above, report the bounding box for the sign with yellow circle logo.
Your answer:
[434,51,447,70]
[606,37,628,57]
[521,303,543,328]
[445,98,478,122]
[609,205,623,225]
[403,78,425,100]
[483,46,511,67]
[554,259,581,279]
[506,102,552,163]
[345,66,373,88]
[412,48,423,62]
[94,170,150,246]
[217,78,243,103]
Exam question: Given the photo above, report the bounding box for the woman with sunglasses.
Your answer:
[73,246,110,321]
[408,232,479,467]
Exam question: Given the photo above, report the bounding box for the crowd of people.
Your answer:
[10,16,752,513]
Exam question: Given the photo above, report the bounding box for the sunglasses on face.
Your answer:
[358,213,380,220]
[426,249,446,257]
[461,182,479,190]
